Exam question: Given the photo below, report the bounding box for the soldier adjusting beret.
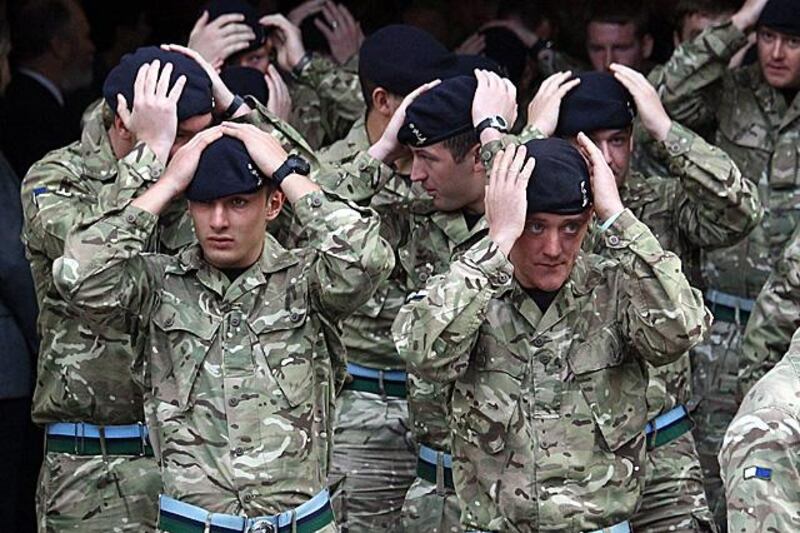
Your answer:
[758,0,800,37]
[220,66,269,105]
[398,75,477,148]
[185,136,267,202]
[555,71,636,137]
[205,0,266,54]
[523,138,592,215]
[103,46,213,121]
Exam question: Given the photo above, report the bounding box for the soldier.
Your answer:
[52,124,393,532]
[392,134,710,532]
[657,0,800,522]
[719,327,800,531]
[21,45,312,532]
[534,68,761,531]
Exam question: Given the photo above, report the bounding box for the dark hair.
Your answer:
[672,0,741,32]
[359,74,378,113]
[586,0,651,38]
[8,0,73,62]
[443,129,479,163]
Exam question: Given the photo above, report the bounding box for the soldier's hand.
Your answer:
[161,44,249,118]
[610,63,671,142]
[526,71,579,137]
[188,11,256,70]
[314,2,364,65]
[368,79,441,164]
[160,126,225,198]
[732,0,770,32]
[220,122,289,178]
[260,15,307,72]
[288,0,325,27]
[265,65,292,121]
[486,144,535,256]
[576,132,623,222]
[472,69,517,144]
[116,60,186,164]
[456,32,486,55]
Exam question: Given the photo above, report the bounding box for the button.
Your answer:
[243,493,255,503]
[608,235,620,246]
[290,312,302,323]
[496,273,510,284]
[164,316,174,327]
[125,213,136,224]
[310,196,322,208]
[533,338,545,348]
[234,447,244,456]
[229,398,239,407]
[419,272,429,282]
[231,316,241,327]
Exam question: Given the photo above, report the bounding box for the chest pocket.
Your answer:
[248,290,313,408]
[567,327,646,452]
[151,307,219,410]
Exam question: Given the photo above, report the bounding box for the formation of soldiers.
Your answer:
[14,0,800,531]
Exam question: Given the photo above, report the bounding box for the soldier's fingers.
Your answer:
[220,23,257,40]
[504,77,517,101]
[489,149,504,184]
[519,156,536,186]
[116,94,132,127]
[314,17,336,40]
[189,11,209,37]
[133,63,148,100]
[509,145,528,182]
[497,144,517,185]
[576,132,603,166]
[144,60,161,96]
[210,13,246,30]
[338,3,357,32]
[157,62,174,97]
[555,78,581,98]
[168,75,187,104]
[222,39,252,58]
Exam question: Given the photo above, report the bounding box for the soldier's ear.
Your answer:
[113,115,134,141]
[372,87,395,118]
[264,188,285,222]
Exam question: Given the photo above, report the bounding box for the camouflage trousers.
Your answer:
[401,477,462,533]
[690,319,745,532]
[37,451,161,532]
[631,431,717,532]
[328,389,416,532]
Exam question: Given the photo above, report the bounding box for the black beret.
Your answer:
[446,54,503,77]
[480,27,528,84]
[523,138,592,215]
[103,46,214,121]
[185,136,267,202]
[398,75,477,147]
[758,0,800,36]
[205,0,266,55]
[220,66,268,105]
[359,24,454,96]
[555,71,636,137]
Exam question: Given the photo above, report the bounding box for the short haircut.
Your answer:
[443,129,479,163]
[359,74,379,113]
[8,0,73,62]
[672,0,741,32]
[586,0,651,38]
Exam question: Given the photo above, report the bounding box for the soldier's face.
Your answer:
[757,27,800,90]
[232,43,272,74]
[675,12,732,46]
[587,22,652,72]
[409,143,485,213]
[577,128,632,186]
[510,211,592,291]
[190,188,284,269]
[170,114,215,159]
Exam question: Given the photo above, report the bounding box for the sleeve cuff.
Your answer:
[111,204,158,237]
[120,142,165,184]
[660,122,695,158]
[463,236,515,289]
[603,208,648,248]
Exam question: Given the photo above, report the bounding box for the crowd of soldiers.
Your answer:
[2,0,800,531]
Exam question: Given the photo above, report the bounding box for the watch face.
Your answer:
[289,155,311,175]
[495,116,508,129]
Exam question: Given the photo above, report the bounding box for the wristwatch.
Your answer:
[272,154,311,187]
[222,94,245,120]
[475,116,510,137]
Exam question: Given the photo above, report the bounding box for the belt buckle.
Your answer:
[248,519,277,533]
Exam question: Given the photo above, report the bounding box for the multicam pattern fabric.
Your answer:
[393,209,711,532]
[289,54,365,150]
[52,190,392,515]
[719,328,800,532]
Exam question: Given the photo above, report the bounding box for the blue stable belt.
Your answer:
[645,405,689,435]
[158,489,332,533]
[418,444,453,468]
[47,422,149,440]
[345,363,406,382]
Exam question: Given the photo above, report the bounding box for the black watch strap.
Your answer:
[475,116,509,138]
[272,155,310,186]
[222,95,245,120]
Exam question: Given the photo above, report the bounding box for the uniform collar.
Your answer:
[78,101,120,182]
[431,209,488,250]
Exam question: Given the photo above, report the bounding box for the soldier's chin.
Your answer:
[203,248,243,269]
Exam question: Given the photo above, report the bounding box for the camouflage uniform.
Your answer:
[719,328,800,532]
[738,223,800,396]
[658,20,800,524]
[289,54,365,150]
[393,210,711,532]
[52,186,392,530]
[21,99,321,533]
[603,123,761,532]
[318,120,420,532]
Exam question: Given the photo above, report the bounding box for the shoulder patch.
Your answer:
[743,466,772,480]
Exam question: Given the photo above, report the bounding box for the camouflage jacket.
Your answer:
[739,223,800,395]
[52,191,392,513]
[393,210,710,532]
[288,53,365,150]
[720,328,800,532]
[20,100,324,426]
[660,20,800,299]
